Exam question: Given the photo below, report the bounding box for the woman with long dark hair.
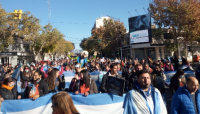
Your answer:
[46,68,60,92]
[75,70,98,96]
[25,70,49,99]
[170,69,186,94]
[69,64,82,92]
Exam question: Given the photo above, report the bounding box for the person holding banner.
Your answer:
[51,92,79,114]
[0,77,16,100]
[46,68,61,92]
[0,77,19,100]
[24,70,49,100]
[75,70,98,96]
[123,70,167,114]
[100,63,123,93]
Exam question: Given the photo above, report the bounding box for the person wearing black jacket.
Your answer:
[170,69,186,95]
[24,70,49,100]
[122,62,134,92]
[174,56,179,70]
[128,64,143,90]
[0,77,18,100]
[100,63,123,93]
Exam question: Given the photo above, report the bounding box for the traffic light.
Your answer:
[18,10,23,19]
[13,10,18,19]
[13,10,23,19]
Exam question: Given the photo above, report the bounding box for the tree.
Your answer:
[0,8,21,51]
[80,18,126,57]
[19,11,41,54]
[0,9,41,53]
[0,8,73,60]
[80,38,88,50]
[0,8,9,51]
[53,39,74,56]
[149,0,200,57]
[33,23,65,59]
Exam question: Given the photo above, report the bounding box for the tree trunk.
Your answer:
[170,51,174,57]
[184,43,188,58]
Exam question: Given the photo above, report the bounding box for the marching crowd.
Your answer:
[0,51,200,114]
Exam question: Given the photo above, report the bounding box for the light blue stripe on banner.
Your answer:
[1,92,54,112]
[63,71,75,88]
[62,71,75,76]
[1,92,125,113]
[90,71,99,81]
[164,71,195,85]
[43,65,48,73]
[164,71,177,74]
[164,70,195,74]
[65,82,71,88]
[53,66,61,71]
[89,71,100,75]
[70,93,125,105]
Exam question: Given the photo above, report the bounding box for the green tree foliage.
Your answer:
[33,23,74,58]
[0,8,9,51]
[149,0,200,52]
[34,24,63,55]
[20,11,41,41]
[0,8,21,51]
[0,8,74,57]
[80,18,126,56]
[53,39,74,55]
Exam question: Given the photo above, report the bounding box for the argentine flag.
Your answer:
[1,92,125,114]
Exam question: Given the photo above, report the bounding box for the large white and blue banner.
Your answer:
[62,71,75,89]
[1,92,125,114]
[63,71,102,89]
[63,70,196,89]
[164,71,195,85]
[89,71,100,82]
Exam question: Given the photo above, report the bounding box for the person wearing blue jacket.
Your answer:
[123,70,167,114]
[171,76,200,114]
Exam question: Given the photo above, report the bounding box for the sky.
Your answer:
[0,0,150,50]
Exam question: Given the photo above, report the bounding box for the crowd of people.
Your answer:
[0,50,199,114]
